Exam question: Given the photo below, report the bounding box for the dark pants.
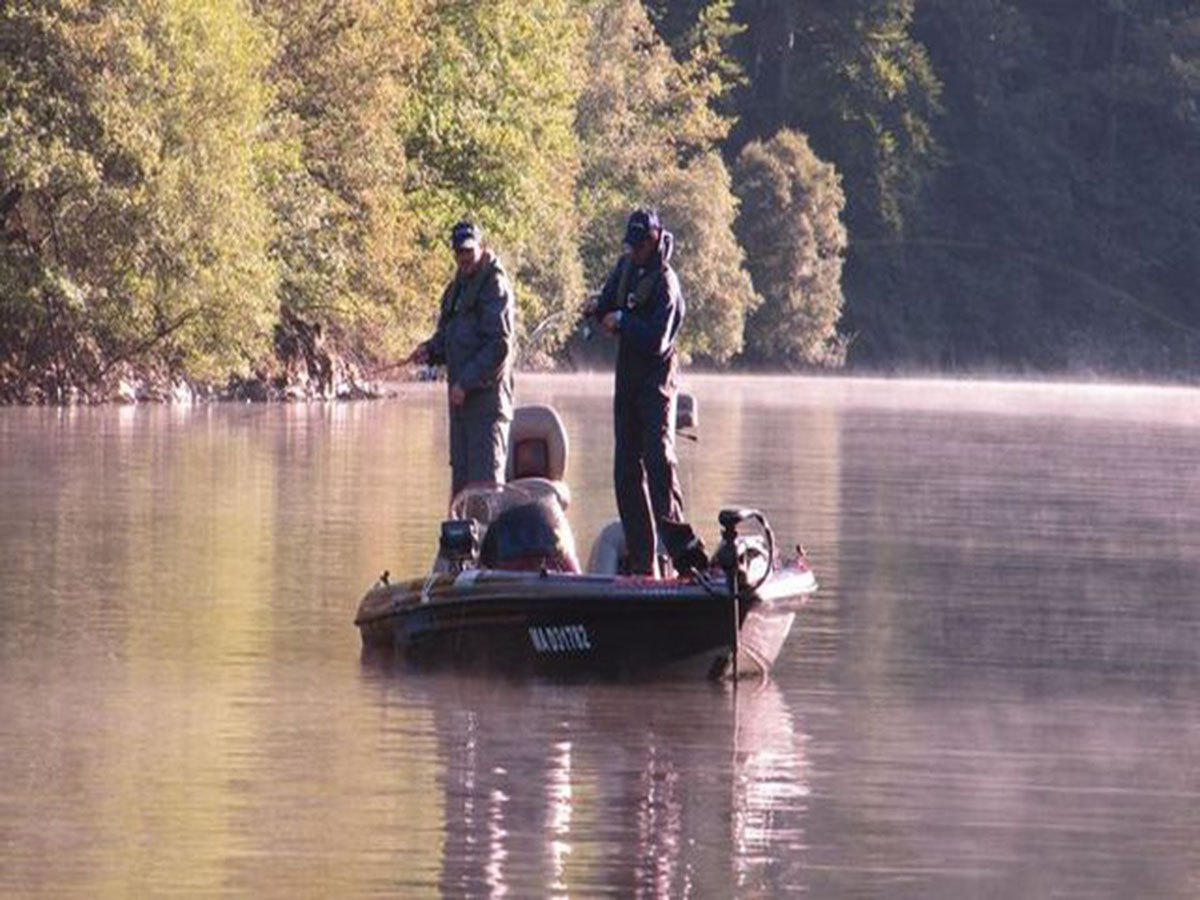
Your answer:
[449,400,510,500]
[613,379,684,576]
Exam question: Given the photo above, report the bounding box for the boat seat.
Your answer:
[506,404,571,509]
[440,482,575,572]
[587,520,627,575]
[587,520,674,576]
[587,518,706,577]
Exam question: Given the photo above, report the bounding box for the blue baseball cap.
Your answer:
[623,208,660,247]
[451,220,481,250]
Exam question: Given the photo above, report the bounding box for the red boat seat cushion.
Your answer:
[512,438,549,480]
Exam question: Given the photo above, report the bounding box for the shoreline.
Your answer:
[4,364,1198,408]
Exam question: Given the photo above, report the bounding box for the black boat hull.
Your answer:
[354,566,815,679]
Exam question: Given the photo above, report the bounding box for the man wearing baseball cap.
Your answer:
[589,208,705,577]
[408,220,516,500]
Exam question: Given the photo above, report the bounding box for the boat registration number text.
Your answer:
[529,624,593,654]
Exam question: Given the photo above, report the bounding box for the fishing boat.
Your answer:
[354,403,817,679]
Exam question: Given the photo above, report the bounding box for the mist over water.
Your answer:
[2,374,1199,898]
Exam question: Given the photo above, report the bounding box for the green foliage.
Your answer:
[0,0,276,396]
[725,1,942,374]
[643,0,709,47]
[851,0,1200,372]
[257,0,429,362]
[732,0,942,235]
[574,0,678,287]
[664,0,746,158]
[575,0,755,363]
[4,0,1197,396]
[734,129,847,367]
[649,153,757,364]
[404,0,586,355]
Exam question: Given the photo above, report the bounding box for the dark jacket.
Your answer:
[424,251,515,417]
[596,233,684,396]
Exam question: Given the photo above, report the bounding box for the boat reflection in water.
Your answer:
[363,669,810,896]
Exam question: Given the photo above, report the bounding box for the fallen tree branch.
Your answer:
[96,307,202,381]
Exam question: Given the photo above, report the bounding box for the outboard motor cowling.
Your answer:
[478,500,581,573]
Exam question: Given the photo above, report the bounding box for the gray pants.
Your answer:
[449,406,510,499]
[613,381,684,576]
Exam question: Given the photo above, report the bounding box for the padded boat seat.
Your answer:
[587,520,627,575]
[506,404,570,509]
[587,519,703,577]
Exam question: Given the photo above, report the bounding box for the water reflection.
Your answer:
[4,376,1200,897]
[360,672,810,898]
[732,680,810,892]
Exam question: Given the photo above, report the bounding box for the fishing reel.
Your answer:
[570,291,598,342]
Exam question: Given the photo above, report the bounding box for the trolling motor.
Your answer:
[714,508,776,594]
[712,508,777,682]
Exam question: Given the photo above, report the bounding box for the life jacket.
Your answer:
[613,257,662,312]
[442,253,501,317]
[611,231,673,313]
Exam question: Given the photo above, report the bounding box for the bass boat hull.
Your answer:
[355,562,816,680]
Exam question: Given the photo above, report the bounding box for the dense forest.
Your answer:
[1,0,1197,402]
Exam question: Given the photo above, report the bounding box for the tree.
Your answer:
[732,0,941,235]
[727,1,942,372]
[0,0,277,399]
[574,0,755,362]
[647,0,746,159]
[650,153,757,364]
[256,0,430,367]
[864,0,1200,372]
[734,129,847,367]
[574,0,677,288]
[403,0,586,362]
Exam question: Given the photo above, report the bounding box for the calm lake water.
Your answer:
[2,374,1199,898]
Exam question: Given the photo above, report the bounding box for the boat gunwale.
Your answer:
[353,564,816,628]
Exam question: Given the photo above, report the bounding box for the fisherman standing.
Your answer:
[409,221,516,500]
[590,208,705,577]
